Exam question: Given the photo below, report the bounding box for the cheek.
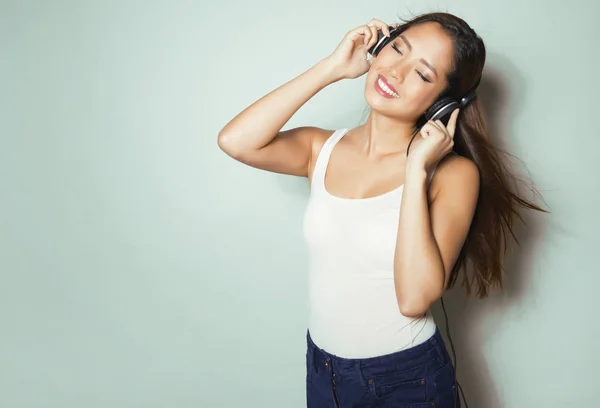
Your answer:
[400,87,426,110]
[404,84,437,111]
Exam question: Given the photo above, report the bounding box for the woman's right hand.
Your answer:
[324,19,398,81]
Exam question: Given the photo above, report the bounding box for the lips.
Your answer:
[374,74,399,99]
[378,74,398,94]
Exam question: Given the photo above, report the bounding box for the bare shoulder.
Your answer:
[310,127,337,151]
[430,153,480,201]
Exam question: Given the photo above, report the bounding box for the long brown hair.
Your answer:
[364,11,550,298]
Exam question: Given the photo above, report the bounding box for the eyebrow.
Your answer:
[398,34,438,78]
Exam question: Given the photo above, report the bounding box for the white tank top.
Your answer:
[303,128,437,358]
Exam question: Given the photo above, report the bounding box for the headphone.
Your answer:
[367,25,480,127]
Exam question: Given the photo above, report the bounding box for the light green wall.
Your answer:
[2,0,598,407]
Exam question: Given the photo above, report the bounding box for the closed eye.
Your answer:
[391,44,431,83]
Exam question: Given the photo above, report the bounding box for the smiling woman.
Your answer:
[217,11,548,408]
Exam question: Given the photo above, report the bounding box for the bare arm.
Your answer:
[394,156,480,317]
[217,18,395,177]
[217,59,340,177]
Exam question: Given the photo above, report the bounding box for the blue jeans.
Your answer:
[306,327,459,407]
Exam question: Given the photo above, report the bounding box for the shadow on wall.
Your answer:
[431,54,551,408]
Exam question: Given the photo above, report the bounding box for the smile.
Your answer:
[374,75,400,99]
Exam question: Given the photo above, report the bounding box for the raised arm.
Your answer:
[217,59,339,177]
[217,19,394,177]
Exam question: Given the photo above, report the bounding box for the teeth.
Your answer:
[377,78,399,98]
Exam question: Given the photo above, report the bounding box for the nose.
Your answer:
[389,62,409,85]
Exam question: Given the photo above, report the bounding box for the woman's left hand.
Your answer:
[406,108,460,175]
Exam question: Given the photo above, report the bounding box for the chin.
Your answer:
[365,91,400,113]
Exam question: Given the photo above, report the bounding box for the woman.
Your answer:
[218,11,547,408]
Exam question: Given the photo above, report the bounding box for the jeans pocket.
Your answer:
[368,364,429,402]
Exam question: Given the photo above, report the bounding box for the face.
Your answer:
[365,22,454,121]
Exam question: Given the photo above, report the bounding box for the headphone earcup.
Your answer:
[368,32,390,57]
[368,26,400,57]
[424,97,460,123]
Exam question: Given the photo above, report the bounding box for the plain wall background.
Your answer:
[2,0,599,407]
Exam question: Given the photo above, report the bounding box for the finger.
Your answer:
[367,19,393,38]
[381,23,394,38]
[348,25,374,43]
[363,24,371,45]
[365,24,377,46]
[434,120,447,135]
[447,108,460,137]
[427,120,442,134]
[420,123,433,138]
[351,25,377,49]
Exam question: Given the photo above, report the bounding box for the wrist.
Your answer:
[405,162,428,184]
[406,157,427,173]
[315,57,344,84]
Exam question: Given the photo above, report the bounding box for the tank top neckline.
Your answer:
[316,128,405,204]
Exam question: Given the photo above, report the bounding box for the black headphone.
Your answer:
[367,25,480,127]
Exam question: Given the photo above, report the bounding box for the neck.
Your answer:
[357,112,418,159]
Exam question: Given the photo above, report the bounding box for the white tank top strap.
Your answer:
[310,128,349,190]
